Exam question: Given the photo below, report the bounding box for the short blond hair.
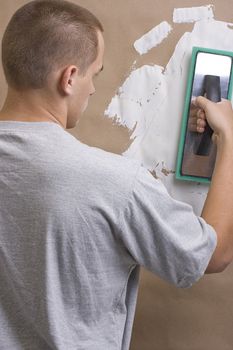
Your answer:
[2,0,103,90]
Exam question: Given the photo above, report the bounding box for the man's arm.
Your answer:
[195,97,233,273]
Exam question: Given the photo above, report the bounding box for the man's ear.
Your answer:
[58,65,79,96]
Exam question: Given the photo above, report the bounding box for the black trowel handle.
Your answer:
[196,75,221,156]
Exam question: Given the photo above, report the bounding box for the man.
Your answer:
[0,1,232,349]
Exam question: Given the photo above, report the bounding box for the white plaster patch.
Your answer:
[173,5,214,23]
[134,21,172,55]
[105,65,165,138]
[105,19,233,214]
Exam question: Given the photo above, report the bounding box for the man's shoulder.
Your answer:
[70,135,141,184]
[51,128,142,191]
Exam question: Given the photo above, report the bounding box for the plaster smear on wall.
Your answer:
[173,5,214,23]
[105,14,233,214]
[134,21,172,55]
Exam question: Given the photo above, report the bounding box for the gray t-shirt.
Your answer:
[0,121,216,350]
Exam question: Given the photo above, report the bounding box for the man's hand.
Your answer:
[193,97,233,144]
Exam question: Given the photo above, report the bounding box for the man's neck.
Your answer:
[0,88,66,129]
[0,110,64,127]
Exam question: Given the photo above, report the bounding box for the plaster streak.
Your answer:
[134,21,172,55]
[173,5,214,23]
[105,19,233,214]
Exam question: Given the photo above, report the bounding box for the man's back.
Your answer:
[0,121,142,350]
[0,121,216,350]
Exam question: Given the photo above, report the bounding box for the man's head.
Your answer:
[1,0,104,128]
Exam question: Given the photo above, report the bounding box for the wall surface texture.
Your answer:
[1,1,233,350]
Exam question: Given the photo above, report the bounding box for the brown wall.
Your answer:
[1,1,233,349]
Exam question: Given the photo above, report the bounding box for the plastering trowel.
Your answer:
[176,47,233,183]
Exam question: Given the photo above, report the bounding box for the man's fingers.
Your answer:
[188,116,206,133]
[197,109,205,120]
[188,103,207,133]
[197,117,206,129]
[189,116,206,127]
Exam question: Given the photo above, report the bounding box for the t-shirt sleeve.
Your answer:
[118,166,217,288]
